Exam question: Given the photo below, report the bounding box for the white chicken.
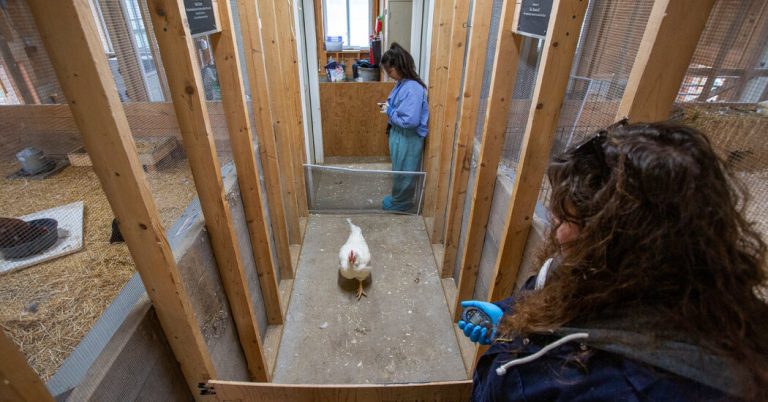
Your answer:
[338,218,372,300]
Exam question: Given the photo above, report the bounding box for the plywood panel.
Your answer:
[207,380,473,402]
[320,82,394,157]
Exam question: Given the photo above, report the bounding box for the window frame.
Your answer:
[322,0,373,50]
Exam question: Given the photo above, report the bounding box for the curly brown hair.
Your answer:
[499,121,768,399]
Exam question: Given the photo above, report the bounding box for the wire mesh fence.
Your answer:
[532,0,654,207]
[0,0,192,383]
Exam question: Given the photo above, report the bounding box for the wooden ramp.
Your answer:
[272,215,467,384]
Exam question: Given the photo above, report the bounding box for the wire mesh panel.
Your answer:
[677,0,768,103]
[673,0,768,242]
[500,37,542,172]
[0,142,137,384]
[533,0,654,205]
[0,0,199,387]
[305,164,426,215]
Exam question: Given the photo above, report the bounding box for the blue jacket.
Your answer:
[473,278,743,401]
[386,79,429,137]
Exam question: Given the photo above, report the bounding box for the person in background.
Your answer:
[378,43,428,212]
[459,121,768,401]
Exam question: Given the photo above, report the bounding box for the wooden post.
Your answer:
[271,0,309,218]
[0,330,53,402]
[488,0,589,303]
[210,0,283,324]
[453,0,523,320]
[616,0,716,122]
[26,0,216,393]
[237,0,294,279]
[431,0,471,242]
[423,0,454,218]
[313,0,325,71]
[256,0,303,244]
[441,0,495,277]
[147,0,270,382]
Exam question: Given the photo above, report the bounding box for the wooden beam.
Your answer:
[210,0,283,324]
[423,0,454,217]
[206,379,473,401]
[147,0,270,382]
[616,0,717,122]
[431,0,471,242]
[441,0,495,277]
[489,0,589,304]
[237,0,294,279]
[26,0,216,394]
[0,330,53,402]
[313,0,325,71]
[453,0,522,321]
[271,0,310,218]
[256,0,303,244]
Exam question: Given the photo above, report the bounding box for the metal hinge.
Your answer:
[199,383,216,396]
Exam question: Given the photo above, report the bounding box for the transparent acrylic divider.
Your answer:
[305,164,426,215]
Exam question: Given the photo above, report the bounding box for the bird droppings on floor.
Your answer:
[272,214,467,384]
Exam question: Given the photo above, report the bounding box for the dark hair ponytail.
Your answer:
[380,42,426,88]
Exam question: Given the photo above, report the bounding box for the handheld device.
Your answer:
[460,306,495,332]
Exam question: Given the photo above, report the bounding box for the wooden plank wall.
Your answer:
[206,380,473,402]
[441,0,496,277]
[319,81,394,157]
[431,0,471,242]
[423,0,454,216]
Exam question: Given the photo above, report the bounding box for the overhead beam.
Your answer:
[453,0,523,320]
[26,0,215,393]
[431,0,472,242]
[0,330,53,402]
[616,0,717,122]
[210,0,283,324]
[489,0,589,304]
[441,0,495,277]
[147,0,269,382]
[237,0,294,279]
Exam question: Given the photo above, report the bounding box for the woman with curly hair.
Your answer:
[459,121,768,401]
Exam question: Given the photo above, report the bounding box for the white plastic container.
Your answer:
[325,36,343,51]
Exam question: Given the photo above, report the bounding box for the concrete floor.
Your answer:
[273,214,467,384]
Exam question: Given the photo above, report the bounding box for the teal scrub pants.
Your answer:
[383,125,424,212]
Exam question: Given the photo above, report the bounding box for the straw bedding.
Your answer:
[0,159,195,380]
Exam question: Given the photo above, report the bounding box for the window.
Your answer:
[122,0,164,101]
[324,0,371,49]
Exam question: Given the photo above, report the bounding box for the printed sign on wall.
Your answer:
[517,0,553,39]
[184,0,220,37]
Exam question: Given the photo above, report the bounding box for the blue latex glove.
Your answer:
[457,300,504,345]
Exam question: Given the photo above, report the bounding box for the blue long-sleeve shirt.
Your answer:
[386,79,429,137]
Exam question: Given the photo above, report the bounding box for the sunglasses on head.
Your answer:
[572,118,628,173]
